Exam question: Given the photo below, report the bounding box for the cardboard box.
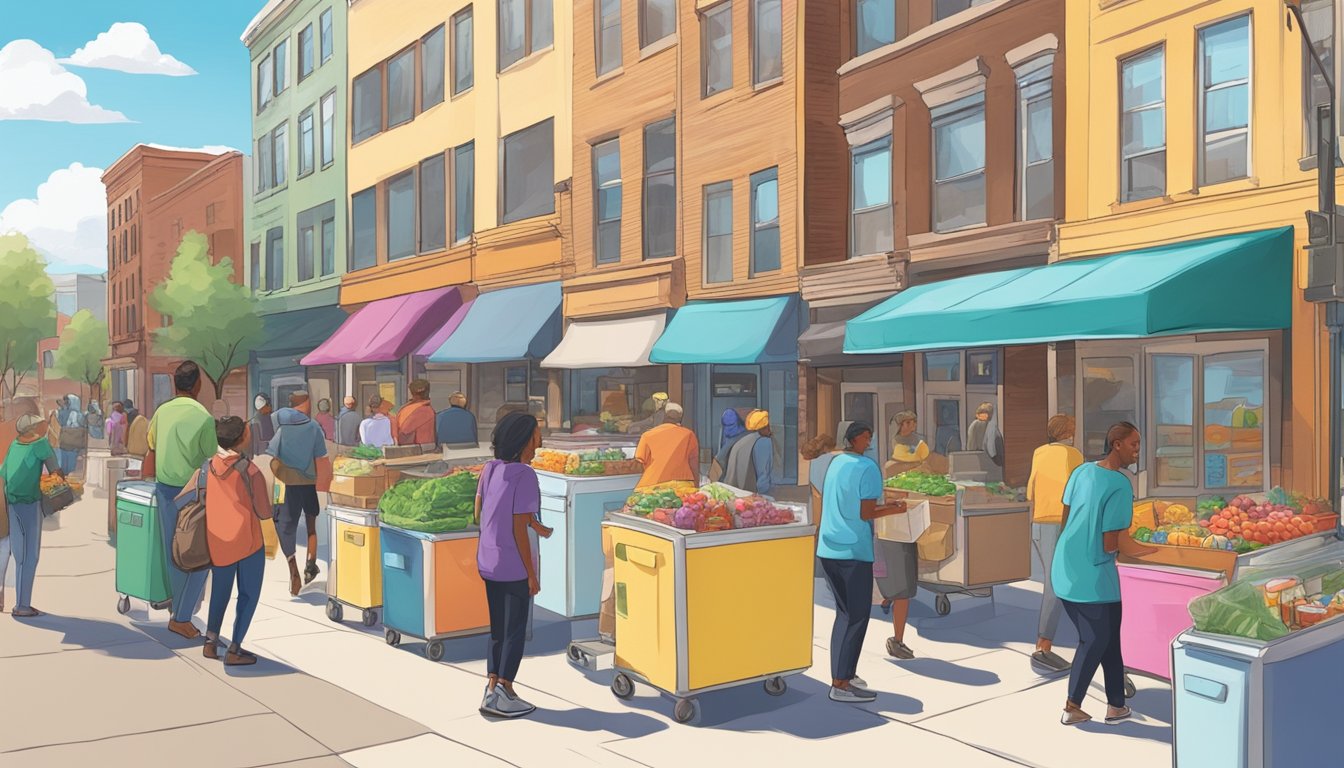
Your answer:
[329,492,379,510]
[329,473,386,498]
[875,500,931,543]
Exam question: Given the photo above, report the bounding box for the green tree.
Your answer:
[53,309,110,406]
[0,234,56,415]
[149,231,264,400]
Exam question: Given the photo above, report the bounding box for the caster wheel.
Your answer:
[673,698,700,725]
[935,595,952,616]
[150,599,173,611]
[611,673,635,700]
[425,640,445,662]
[1124,675,1137,699]
[763,676,787,696]
[385,629,401,646]
[568,645,583,662]
[116,595,130,615]
[361,608,378,627]
[326,600,343,623]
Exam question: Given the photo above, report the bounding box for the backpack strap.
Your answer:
[233,457,264,520]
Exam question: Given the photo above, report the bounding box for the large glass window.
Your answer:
[422,26,446,110]
[274,39,289,94]
[454,7,474,94]
[257,54,273,112]
[1120,47,1165,202]
[752,0,782,85]
[1302,0,1333,158]
[851,136,892,257]
[640,0,676,48]
[593,139,622,265]
[256,134,272,192]
[320,211,336,276]
[1152,354,1196,487]
[704,181,733,283]
[1204,351,1265,489]
[298,223,316,283]
[299,24,314,80]
[454,142,475,243]
[298,108,315,177]
[265,226,284,291]
[702,2,732,98]
[750,167,780,274]
[502,118,555,223]
[1198,15,1250,185]
[387,48,416,127]
[1018,64,1054,220]
[351,187,377,270]
[855,0,896,56]
[420,154,446,252]
[353,67,382,143]
[567,366,670,435]
[1081,356,1137,460]
[386,170,416,260]
[272,122,288,187]
[499,0,552,70]
[596,0,622,76]
[320,91,335,167]
[320,8,334,64]
[643,117,676,259]
[250,242,261,291]
[932,94,986,232]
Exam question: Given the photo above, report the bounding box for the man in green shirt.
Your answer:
[145,361,218,639]
[1,414,63,617]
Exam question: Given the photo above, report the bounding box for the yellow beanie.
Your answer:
[745,410,769,431]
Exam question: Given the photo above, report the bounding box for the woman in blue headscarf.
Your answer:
[709,409,748,483]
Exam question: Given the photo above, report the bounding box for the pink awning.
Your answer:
[300,286,466,366]
[414,298,473,358]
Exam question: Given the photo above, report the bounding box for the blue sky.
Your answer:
[0,1,259,272]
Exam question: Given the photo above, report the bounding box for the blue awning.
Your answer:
[845,227,1293,354]
[650,295,800,364]
[426,281,562,363]
[255,305,350,359]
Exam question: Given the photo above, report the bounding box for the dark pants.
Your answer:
[278,485,320,560]
[1062,599,1126,708]
[155,482,207,623]
[207,548,265,646]
[820,557,873,682]
[484,578,530,681]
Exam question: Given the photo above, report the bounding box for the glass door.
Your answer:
[841,382,902,464]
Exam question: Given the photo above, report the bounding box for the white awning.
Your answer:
[541,313,667,369]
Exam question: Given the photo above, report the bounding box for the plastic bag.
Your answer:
[1189,580,1289,641]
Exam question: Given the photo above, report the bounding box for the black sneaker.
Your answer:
[886,637,915,660]
[1031,650,1070,673]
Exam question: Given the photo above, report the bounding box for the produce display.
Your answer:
[379,473,479,533]
[349,444,383,461]
[621,483,797,533]
[984,483,1027,502]
[333,457,377,477]
[1130,491,1336,555]
[531,447,641,477]
[884,471,956,497]
[1190,566,1344,640]
[40,474,81,496]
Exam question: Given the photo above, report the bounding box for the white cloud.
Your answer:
[61,22,196,76]
[0,163,108,273]
[0,40,130,123]
[140,143,239,155]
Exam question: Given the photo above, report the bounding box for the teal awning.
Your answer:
[650,295,799,364]
[426,281,562,363]
[255,305,350,360]
[845,227,1293,354]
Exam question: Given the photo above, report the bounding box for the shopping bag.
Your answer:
[260,517,279,560]
[273,478,286,505]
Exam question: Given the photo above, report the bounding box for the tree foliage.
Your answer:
[0,234,56,411]
[149,231,263,399]
[53,309,110,401]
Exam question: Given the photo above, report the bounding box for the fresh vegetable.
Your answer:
[1133,526,1153,543]
[333,457,377,477]
[579,448,625,462]
[884,471,956,497]
[1160,503,1194,525]
[379,473,480,533]
[984,483,1026,501]
[1197,497,1227,517]
[733,496,796,528]
[349,444,382,461]
[1189,581,1289,641]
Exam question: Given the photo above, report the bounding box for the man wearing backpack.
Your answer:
[145,361,218,640]
[184,417,274,666]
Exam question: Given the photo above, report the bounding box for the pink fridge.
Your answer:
[1117,563,1226,681]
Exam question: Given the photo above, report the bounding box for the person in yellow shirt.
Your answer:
[1025,414,1084,674]
[889,410,930,464]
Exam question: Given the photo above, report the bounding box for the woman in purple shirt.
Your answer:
[475,412,552,718]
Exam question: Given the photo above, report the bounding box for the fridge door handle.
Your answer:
[1181,674,1228,703]
[383,552,407,571]
[623,546,659,568]
[344,530,365,547]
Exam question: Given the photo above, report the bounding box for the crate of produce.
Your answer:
[329,460,387,498]
[40,475,77,517]
[532,447,641,477]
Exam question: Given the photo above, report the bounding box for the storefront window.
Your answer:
[1081,356,1137,460]
[924,351,961,382]
[565,367,669,435]
[1204,351,1264,489]
[1152,354,1195,487]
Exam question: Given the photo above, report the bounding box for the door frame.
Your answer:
[840,381,903,458]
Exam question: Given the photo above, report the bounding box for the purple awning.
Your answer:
[414,298,473,358]
[300,286,466,366]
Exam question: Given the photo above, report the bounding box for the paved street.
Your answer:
[0,492,1174,767]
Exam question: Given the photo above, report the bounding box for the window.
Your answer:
[320,8,334,64]
[1080,355,1136,459]
[752,0,782,85]
[704,181,733,283]
[250,242,261,291]
[702,2,732,97]
[593,139,622,264]
[932,93,986,231]
[265,226,284,290]
[1018,64,1054,220]
[320,91,336,167]
[387,48,415,127]
[643,117,676,259]
[42,350,53,369]
[454,142,475,243]
[353,67,383,143]
[422,26,446,110]
[1120,47,1166,202]
[851,136,893,257]
[498,0,552,70]
[640,0,676,49]
[272,122,289,187]
[1198,15,1250,185]
[501,118,555,223]
[130,225,137,256]
[298,108,315,177]
[420,154,446,252]
[1152,354,1195,487]
[453,7,474,94]
[750,168,780,274]
[299,24,314,81]
[1203,350,1265,489]
[934,0,992,21]
[1303,0,1333,158]
[274,39,289,94]
[321,212,336,276]
[855,0,896,56]
[298,222,316,283]
[205,203,216,225]
[351,187,377,270]
[386,170,416,260]
[596,0,621,76]
[297,201,335,282]
[257,54,274,112]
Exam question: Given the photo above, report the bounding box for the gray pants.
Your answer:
[8,502,42,610]
[1031,522,1064,641]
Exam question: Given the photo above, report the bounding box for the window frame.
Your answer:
[701,1,733,98]
[350,186,378,271]
[749,167,781,276]
[453,6,475,95]
[931,93,988,233]
[273,38,289,95]
[639,0,677,51]
[850,135,893,259]
[385,168,418,261]
[419,152,448,254]
[1119,45,1167,203]
[352,65,384,144]
[1016,62,1054,221]
[272,121,289,188]
[265,226,285,292]
[500,118,556,224]
[320,209,336,277]
[454,141,476,244]
[320,8,334,64]
[257,53,274,113]
[298,106,316,178]
[320,90,336,169]
[750,0,783,87]
[498,0,554,72]
[1196,13,1252,187]
[386,44,417,129]
[596,0,622,77]
[298,23,315,82]
[297,220,316,284]
[592,138,623,265]
[421,25,447,112]
[703,180,734,284]
[642,116,677,260]
[854,0,897,57]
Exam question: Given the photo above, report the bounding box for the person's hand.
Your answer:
[533,521,554,539]
[528,573,540,596]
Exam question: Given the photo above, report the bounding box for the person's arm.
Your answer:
[515,470,542,594]
[754,439,773,495]
[857,462,900,520]
[315,455,333,493]
[250,465,275,519]
[143,413,158,479]
[635,435,651,468]
[38,442,62,479]
[514,513,539,595]
[1101,488,1134,554]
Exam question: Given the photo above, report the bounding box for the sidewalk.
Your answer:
[2,494,1175,767]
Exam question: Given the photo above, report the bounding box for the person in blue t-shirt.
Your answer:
[816,421,905,704]
[1052,421,1139,727]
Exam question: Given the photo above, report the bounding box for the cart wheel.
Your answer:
[361,608,378,627]
[673,698,700,725]
[425,640,445,662]
[385,629,401,646]
[763,676,787,697]
[611,673,635,700]
[150,599,173,611]
[326,599,344,623]
[935,594,952,616]
[1124,675,1137,699]
[116,595,130,615]
[567,645,584,662]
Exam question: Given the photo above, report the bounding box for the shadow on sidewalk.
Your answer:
[888,657,1001,687]
[514,706,667,738]
[18,614,177,661]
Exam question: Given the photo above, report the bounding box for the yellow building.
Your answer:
[309,0,573,432]
[1058,0,1334,496]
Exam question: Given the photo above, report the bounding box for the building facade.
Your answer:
[242,0,350,409]
[37,274,109,409]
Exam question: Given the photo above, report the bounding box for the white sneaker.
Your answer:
[479,686,500,717]
[490,683,536,718]
[850,676,867,688]
[829,685,877,703]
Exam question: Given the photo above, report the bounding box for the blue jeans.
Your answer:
[819,557,874,682]
[56,448,78,475]
[8,502,42,610]
[154,482,207,623]
[207,548,265,646]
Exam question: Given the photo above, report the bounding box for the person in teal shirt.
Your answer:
[1,414,64,617]
[1051,421,1139,726]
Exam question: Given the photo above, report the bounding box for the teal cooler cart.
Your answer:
[114,480,172,614]
[534,468,640,618]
